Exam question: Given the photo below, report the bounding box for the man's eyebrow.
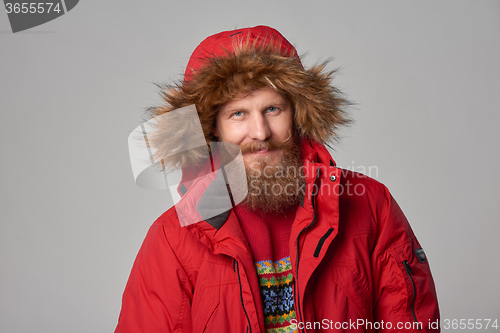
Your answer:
[220,99,289,114]
[267,100,287,106]
[224,103,286,113]
[262,101,289,109]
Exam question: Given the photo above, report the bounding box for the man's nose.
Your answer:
[248,113,271,141]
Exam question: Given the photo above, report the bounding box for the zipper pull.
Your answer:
[403,260,412,274]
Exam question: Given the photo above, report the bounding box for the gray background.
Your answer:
[1,1,499,332]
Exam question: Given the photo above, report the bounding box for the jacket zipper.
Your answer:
[402,260,421,330]
[234,259,252,333]
[294,168,320,333]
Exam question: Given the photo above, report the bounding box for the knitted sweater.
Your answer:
[234,205,298,333]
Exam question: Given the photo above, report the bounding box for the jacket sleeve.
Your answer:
[115,217,194,333]
[371,186,440,332]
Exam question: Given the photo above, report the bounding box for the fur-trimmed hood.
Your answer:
[148,26,351,170]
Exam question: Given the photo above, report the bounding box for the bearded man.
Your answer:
[116,26,440,333]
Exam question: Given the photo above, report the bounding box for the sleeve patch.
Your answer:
[414,248,426,263]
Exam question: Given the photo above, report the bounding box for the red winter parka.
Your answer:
[115,140,440,332]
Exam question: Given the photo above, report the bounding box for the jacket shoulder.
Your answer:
[143,206,209,270]
[337,168,390,209]
[337,169,419,249]
[339,168,387,193]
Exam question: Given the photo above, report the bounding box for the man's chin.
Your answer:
[241,144,305,214]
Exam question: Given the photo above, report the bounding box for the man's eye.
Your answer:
[267,107,278,113]
[231,111,244,117]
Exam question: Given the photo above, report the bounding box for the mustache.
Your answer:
[239,132,292,154]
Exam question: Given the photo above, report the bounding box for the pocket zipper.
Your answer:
[402,260,422,330]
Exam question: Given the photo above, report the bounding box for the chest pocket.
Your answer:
[192,284,220,333]
[334,263,372,321]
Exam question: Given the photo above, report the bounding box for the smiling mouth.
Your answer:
[250,148,270,154]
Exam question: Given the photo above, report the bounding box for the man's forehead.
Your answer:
[225,87,289,106]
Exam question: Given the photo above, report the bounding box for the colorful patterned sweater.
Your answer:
[234,205,298,333]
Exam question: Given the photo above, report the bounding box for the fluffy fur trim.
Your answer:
[149,45,351,170]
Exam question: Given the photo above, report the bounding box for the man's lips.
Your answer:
[247,148,273,155]
[253,148,268,153]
